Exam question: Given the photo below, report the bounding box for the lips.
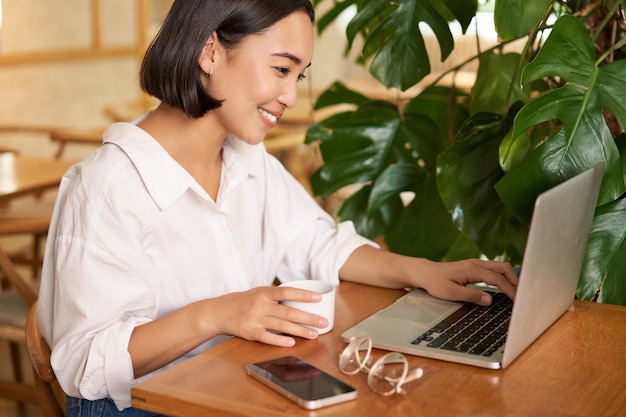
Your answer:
[258,108,279,125]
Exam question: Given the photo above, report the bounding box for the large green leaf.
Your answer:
[578,197,626,305]
[306,101,402,197]
[368,162,423,216]
[494,0,552,41]
[440,0,477,32]
[400,113,446,170]
[496,15,626,224]
[345,0,454,90]
[578,135,626,304]
[306,84,455,199]
[437,111,528,262]
[385,174,460,261]
[442,233,482,262]
[403,86,470,134]
[522,15,626,128]
[313,81,370,110]
[470,51,528,114]
[336,185,404,239]
[403,85,470,160]
[497,91,621,222]
[314,0,356,35]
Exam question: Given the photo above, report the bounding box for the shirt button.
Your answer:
[225,248,233,257]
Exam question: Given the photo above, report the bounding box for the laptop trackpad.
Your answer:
[378,289,461,325]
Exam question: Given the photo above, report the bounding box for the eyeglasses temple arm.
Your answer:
[404,367,424,383]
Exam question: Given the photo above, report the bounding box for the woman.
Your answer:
[38,0,518,415]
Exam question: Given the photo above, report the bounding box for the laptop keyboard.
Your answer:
[410,292,512,357]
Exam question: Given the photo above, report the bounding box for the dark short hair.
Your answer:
[140,0,315,119]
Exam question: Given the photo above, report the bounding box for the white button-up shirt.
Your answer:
[37,123,374,409]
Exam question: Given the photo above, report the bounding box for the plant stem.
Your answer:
[591,0,621,41]
[596,36,626,65]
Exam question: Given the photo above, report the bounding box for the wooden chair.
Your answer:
[25,301,66,417]
[0,245,38,405]
[0,199,53,403]
[0,126,55,279]
[48,127,105,159]
[0,194,53,411]
[0,215,51,281]
[0,122,103,159]
[0,129,66,412]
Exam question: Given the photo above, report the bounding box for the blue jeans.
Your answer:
[66,396,166,417]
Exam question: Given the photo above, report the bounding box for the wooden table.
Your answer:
[0,153,73,203]
[131,282,626,417]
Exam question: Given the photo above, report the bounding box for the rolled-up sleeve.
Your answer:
[42,151,162,410]
[276,217,376,285]
[50,233,157,410]
[261,155,378,284]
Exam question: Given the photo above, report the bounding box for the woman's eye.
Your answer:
[275,67,306,82]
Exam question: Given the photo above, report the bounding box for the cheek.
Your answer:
[231,74,278,107]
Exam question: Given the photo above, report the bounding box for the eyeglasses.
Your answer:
[339,335,424,396]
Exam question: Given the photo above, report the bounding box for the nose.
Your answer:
[278,80,299,110]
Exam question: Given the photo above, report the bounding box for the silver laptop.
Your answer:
[342,163,604,369]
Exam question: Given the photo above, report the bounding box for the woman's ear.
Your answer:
[198,32,220,77]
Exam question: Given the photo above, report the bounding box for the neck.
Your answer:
[137,103,224,200]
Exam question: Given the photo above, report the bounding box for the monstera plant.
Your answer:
[305,0,626,304]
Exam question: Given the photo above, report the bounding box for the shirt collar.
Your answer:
[102,123,260,210]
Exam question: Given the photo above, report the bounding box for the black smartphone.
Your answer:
[246,356,357,410]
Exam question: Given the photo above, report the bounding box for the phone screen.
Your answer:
[246,356,357,409]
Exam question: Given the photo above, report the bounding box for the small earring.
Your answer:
[204,69,212,79]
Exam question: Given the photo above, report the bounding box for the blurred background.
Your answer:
[0,0,359,159]
[0,0,502,159]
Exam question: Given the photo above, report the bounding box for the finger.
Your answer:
[484,260,519,287]
[262,314,321,340]
[272,286,322,303]
[447,284,494,306]
[243,314,316,347]
[465,260,517,301]
[476,270,517,301]
[274,303,328,331]
[255,329,297,347]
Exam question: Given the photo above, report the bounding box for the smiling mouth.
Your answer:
[258,108,279,124]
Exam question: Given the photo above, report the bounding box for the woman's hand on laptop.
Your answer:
[416,258,518,306]
[340,246,518,306]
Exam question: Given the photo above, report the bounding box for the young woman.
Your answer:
[38,0,518,415]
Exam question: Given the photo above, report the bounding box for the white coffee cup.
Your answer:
[279,280,336,335]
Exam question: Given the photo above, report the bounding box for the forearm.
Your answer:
[128,300,216,378]
[128,285,331,378]
[338,245,430,289]
[338,245,518,305]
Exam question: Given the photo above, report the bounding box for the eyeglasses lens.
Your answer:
[339,336,370,375]
[367,352,409,396]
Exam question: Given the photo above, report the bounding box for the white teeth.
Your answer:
[258,108,278,123]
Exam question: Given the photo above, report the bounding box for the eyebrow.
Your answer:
[272,52,312,69]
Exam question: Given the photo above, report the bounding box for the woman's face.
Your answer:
[205,11,314,145]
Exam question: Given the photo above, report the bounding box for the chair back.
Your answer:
[0,246,37,305]
[0,246,39,404]
[25,301,66,417]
